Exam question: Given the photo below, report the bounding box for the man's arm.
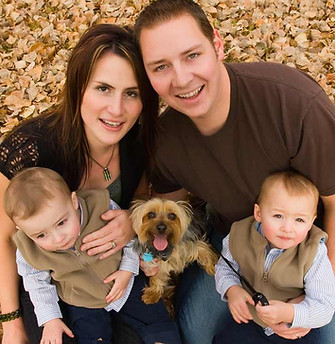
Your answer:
[153,188,189,201]
[321,194,335,271]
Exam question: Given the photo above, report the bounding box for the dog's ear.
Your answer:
[175,201,193,230]
[176,201,193,217]
[129,199,147,233]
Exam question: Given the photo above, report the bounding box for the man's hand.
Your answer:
[104,270,132,303]
[270,323,310,340]
[41,318,74,344]
[226,285,253,324]
[81,209,134,259]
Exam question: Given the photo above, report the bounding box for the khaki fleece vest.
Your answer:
[230,216,326,327]
[14,189,122,308]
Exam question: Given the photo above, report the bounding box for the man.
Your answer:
[134,1,335,344]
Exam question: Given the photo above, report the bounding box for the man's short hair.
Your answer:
[134,0,214,46]
[4,167,71,221]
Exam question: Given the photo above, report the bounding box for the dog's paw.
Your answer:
[162,286,176,319]
[141,287,161,304]
[204,262,216,275]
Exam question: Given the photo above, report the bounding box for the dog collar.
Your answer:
[143,252,154,262]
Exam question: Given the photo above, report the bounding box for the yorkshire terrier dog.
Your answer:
[130,198,219,309]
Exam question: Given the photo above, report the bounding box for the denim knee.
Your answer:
[176,265,229,344]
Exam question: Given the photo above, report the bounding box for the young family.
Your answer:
[1,1,335,344]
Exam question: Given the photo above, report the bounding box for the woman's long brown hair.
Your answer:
[13,24,158,190]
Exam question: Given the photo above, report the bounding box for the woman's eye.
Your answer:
[125,90,139,98]
[167,213,176,221]
[98,86,109,92]
[37,233,45,239]
[148,212,156,219]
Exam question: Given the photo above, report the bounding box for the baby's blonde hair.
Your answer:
[4,167,71,221]
[257,171,319,215]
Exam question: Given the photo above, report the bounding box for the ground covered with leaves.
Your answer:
[1,0,334,136]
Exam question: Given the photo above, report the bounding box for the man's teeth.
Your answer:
[102,119,121,127]
[178,86,202,98]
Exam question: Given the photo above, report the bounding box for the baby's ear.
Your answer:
[71,192,79,210]
[254,203,261,222]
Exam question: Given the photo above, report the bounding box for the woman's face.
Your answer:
[81,52,143,150]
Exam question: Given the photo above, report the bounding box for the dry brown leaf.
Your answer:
[4,90,31,108]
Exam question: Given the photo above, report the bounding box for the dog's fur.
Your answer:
[130,198,219,308]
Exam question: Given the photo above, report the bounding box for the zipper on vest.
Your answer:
[262,272,269,282]
[71,248,111,295]
[72,248,81,257]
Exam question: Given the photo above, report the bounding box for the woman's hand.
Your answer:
[80,209,134,259]
[2,318,29,344]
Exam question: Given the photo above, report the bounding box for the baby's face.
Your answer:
[254,186,316,249]
[15,192,81,251]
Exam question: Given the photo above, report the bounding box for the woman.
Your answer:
[0,24,158,344]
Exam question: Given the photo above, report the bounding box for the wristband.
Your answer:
[0,308,22,322]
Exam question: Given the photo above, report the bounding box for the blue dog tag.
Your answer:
[143,252,153,262]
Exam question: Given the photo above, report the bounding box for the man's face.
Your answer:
[140,14,225,122]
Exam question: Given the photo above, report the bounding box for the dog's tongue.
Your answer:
[153,234,168,251]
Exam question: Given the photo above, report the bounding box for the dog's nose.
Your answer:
[156,223,167,233]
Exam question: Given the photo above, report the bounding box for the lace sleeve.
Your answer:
[0,131,39,180]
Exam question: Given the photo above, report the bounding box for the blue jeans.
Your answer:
[319,316,335,344]
[175,263,230,344]
[175,227,229,344]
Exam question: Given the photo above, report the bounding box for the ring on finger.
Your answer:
[110,240,117,249]
[295,333,301,339]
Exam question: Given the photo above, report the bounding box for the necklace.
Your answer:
[89,145,115,181]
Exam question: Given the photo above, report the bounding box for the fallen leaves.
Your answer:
[0,0,334,135]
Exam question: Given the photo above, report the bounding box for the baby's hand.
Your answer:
[41,318,74,344]
[140,257,160,276]
[226,285,254,324]
[104,270,133,303]
[256,300,294,326]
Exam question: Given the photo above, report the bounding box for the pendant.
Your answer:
[103,167,112,181]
